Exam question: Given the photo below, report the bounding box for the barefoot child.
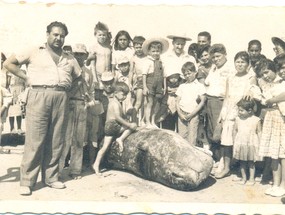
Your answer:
[233,99,262,186]
[130,36,146,124]
[93,82,137,175]
[141,37,169,128]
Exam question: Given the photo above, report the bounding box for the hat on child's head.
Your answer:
[142,37,169,55]
[272,37,285,51]
[101,71,114,82]
[72,43,88,54]
[133,36,146,45]
[117,56,130,65]
[167,34,192,41]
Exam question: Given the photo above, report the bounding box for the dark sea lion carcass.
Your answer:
[106,128,213,191]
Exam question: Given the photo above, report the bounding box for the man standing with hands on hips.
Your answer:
[4,21,82,195]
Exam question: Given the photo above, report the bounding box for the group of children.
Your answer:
[2,20,285,199]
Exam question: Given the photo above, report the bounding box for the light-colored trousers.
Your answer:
[20,89,68,187]
[178,115,199,145]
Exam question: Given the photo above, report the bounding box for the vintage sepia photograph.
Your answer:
[1,0,285,214]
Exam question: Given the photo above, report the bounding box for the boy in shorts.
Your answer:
[93,82,137,175]
[142,37,169,128]
[130,36,146,123]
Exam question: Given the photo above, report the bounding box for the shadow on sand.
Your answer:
[0,167,20,182]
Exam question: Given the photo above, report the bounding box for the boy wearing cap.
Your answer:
[59,43,94,179]
[114,56,134,120]
[142,38,169,128]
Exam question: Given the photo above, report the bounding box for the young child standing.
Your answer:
[233,99,262,186]
[111,30,134,73]
[86,22,112,89]
[130,36,146,124]
[215,51,260,179]
[114,57,134,121]
[141,37,169,128]
[176,61,206,145]
[158,72,183,131]
[93,82,137,175]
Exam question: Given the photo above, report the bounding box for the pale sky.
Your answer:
[1,1,285,64]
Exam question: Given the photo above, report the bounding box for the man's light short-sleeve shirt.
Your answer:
[162,50,197,77]
[15,44,82,89]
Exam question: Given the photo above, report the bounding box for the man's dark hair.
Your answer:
[198,31,211,43]
[46,21,69,36]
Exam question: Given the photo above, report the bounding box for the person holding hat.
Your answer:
[59,43,94,180]
[272,37,285,57]
[142,37,169,128]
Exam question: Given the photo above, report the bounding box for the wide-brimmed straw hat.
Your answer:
[272,37,285,50]
[167,34,192,41]
[142,37,169,55]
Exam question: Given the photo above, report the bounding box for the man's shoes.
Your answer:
[19,186,32,196]
[45,181,66,189]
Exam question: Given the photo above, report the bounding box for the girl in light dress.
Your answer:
[233,99,262,186]
[111,30,134,73]
[258,57,285,197]
[215,51,261,179]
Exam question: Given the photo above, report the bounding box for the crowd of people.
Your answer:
[1,20,285,200]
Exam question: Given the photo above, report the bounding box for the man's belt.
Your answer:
[69,97,85,101]
[31,85,66,91]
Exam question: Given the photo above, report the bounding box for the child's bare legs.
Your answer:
[134,89,143,113]
[272,159,281,187]
[116,128,132,153]
[151,97,160,128]
[93,136,113,175]
[280,158,285,189]
[247,161,255,185]
[239,161,247,184]
[144,95,154,127]
[265,158,285,196]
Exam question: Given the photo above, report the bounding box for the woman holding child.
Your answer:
[214,51,261,179]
